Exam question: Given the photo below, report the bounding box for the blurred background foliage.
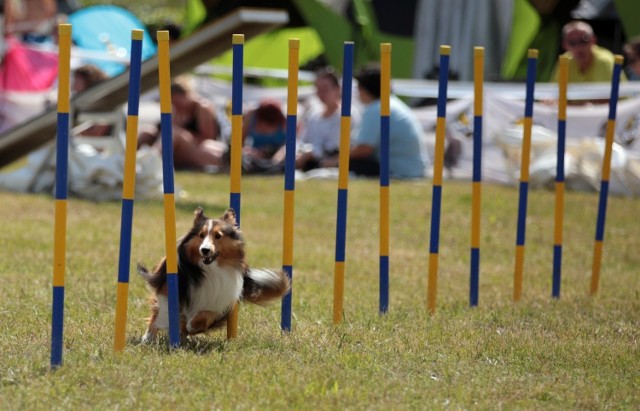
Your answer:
[77,0,185,27]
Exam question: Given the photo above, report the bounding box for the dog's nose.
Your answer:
[201,247,211,256]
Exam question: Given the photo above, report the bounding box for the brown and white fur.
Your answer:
[137,207,290,342]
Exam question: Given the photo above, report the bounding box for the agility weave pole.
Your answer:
[426,45,451,315]
[332,42,355,325]
[113,30,144,352]
[552,55,568,299]
[590,55,624,296]
[513,49,538,303]
[469,46,484,307]
[281,38,300,331]
[227,34,244,339]
[379,43,391,314]
[50,23,72,369]
[157,31,181,347]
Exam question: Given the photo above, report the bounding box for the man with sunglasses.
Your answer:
[551,20,627,83]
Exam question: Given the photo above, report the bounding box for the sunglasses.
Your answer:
[566,35,592,47]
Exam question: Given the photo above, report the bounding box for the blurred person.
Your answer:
[623,36,640,80]
[240,99,287,173]
[295,67,357,172]
[138,76,226,171]
[72,64,113,137]
[73,64,109,94]
[551,21,627,83]
[324,63,428,179]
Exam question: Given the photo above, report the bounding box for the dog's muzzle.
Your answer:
[200,247,219,265]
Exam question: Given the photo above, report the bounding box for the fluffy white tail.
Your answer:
[242,268,291,305]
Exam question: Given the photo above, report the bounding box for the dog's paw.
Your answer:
[141,331,155,344]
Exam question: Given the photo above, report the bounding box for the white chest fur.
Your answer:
[184,262,244,319]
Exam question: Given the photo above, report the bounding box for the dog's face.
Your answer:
[182,208,245,267]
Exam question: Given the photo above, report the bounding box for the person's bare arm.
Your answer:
[241,110,253,145]
[350,144,375,159]
[195,101,218,142]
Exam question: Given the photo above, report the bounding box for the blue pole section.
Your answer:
[157,31,180,347]
[469,47,484,307]
[281,38,300,331]
[227,34,245,338]
[51,23,72,369]
[114,30,143,352]
[230,37,244,226]
[426,45,451,314]
[379,43,391,314]
[513,49,538,302]
[332,42,354,325]
[552,56,568,299]
[590,56,623,296]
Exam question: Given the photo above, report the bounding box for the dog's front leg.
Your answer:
[186,311,217,335]
[141,304,160,343]
[141,324,159,343]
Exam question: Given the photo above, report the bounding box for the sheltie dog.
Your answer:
[137,207,290,342]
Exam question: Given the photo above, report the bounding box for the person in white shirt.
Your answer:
[296,68,358,171]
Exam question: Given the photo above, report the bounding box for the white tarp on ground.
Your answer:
[414,91,640,196]
[0,134,164,201]
[2,74,640,199]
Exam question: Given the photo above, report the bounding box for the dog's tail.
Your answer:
[242,268,291,305]
[136,260,167,293]
[137,263,152,281]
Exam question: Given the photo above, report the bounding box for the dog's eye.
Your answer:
[214,232,222,240]
[199,232,205,239]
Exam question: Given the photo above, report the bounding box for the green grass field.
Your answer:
[0,173,638,409]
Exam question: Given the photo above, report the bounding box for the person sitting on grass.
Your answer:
[323,63,429,179]
[295,67,358,172]
[137,76,227,171]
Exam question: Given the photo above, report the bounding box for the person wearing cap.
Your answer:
[333,63,428,179]
[550,20,627,83]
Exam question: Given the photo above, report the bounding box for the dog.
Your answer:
[137,207,290,342]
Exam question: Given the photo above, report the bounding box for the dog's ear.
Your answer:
[222,208,237,226]
[193,207,206,225]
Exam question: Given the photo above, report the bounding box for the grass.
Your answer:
[0,173,638,410]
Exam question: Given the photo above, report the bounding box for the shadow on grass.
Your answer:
[127,334,229,355]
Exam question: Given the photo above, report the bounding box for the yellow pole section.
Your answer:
[333,262,345,324]
[380,43,391,117]
[227,33,245,339]
[57,25,71,114]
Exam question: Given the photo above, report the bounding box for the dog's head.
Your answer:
[182,207,245,267]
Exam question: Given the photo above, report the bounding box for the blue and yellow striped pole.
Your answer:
[469,47,484,307]
[332,42,354,325]
[552,56,568,299]
[157,31,181,347]
[281,38,299,331]
[591,55,624,296]
[227,34,244,338]
[513,49,538,302]
[379,43,391,314]
[50,23,71,369]
[427,45,451,315]
[114,30,144,352]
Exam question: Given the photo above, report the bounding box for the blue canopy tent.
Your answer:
[68,5,157,77]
